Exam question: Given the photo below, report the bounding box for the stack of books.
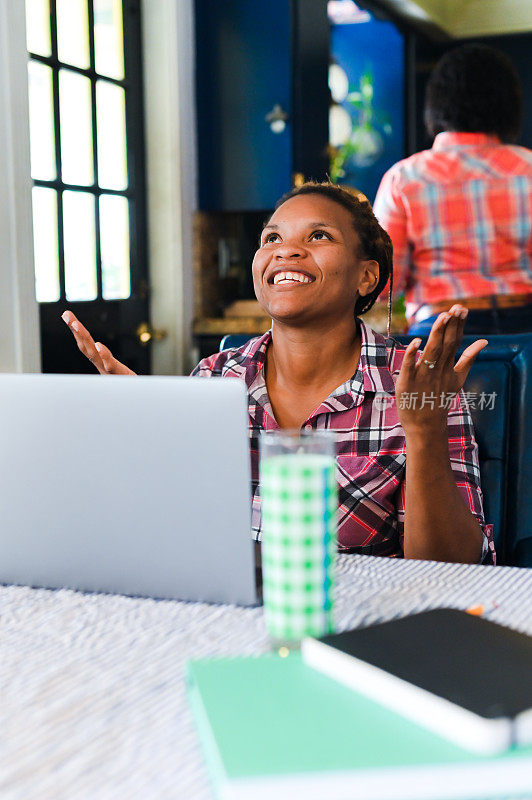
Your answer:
[187,609,532,799]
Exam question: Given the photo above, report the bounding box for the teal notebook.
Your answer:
[187,652,532,800]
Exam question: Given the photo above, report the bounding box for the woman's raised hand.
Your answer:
[61,310,136,375]
[395,305,487,435]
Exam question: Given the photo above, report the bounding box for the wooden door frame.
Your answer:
[291,0,330,182]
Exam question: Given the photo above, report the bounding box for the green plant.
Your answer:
[330,69,392,182]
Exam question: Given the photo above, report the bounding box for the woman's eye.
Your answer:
[310,230,330,241]
[263,233,280,244]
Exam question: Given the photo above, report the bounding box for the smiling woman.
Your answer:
[253,184,391,332]
[61,181,495,565]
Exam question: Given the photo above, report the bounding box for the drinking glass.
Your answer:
[259,429,338,646]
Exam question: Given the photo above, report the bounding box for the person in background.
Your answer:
[62,182,495,564]
[373,43,532,336]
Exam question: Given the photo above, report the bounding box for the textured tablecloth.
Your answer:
[2,556,531,800]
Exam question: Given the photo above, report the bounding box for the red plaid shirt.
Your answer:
[192,321,495,563]
[373,132,532,319]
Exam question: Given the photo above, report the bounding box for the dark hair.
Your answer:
[424,43,522,142]
[267,181,394,332]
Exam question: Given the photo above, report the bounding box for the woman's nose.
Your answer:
[274,241,306,259]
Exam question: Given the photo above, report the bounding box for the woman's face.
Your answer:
[252,193,378,326]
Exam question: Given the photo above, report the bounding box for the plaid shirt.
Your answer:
[373,132,532,318]
[192,321,495,563]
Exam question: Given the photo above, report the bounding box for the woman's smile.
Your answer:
[269,267,315,286]
[274,273,311,284]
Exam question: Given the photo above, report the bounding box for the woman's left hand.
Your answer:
[395,305,487,435]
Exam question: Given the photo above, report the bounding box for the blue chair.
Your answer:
[220,332,532,567]
[219,335,256,351]
[395,334,532,568]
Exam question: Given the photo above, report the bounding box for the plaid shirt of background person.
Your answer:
[373,132,532,317]
[192,321,495,564]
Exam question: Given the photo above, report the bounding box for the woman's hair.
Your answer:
[424,43,522,142]
[268,181,394,333]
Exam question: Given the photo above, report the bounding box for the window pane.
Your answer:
[32,187,60,302]
[27,61,56,181]
[59,70,94,186]
[25,0,51,56]
[63,191,97,301]
[94,0,124,80]
[56,0,90,69]
[100,195,130,299]
[96,81,127,190]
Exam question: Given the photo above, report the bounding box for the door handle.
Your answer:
[136,322,168,345]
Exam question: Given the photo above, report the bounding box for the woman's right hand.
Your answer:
[61,310,136,375]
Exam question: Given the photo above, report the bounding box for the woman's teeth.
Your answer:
[273,271,312,285]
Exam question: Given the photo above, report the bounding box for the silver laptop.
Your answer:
[0,374,257,605]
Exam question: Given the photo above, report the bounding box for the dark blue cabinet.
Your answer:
[195,0,329,211]
[196,0,292,210]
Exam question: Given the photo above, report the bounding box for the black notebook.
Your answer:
[301,608,532,754]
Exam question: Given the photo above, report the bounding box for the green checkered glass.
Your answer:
[260,430,338,645]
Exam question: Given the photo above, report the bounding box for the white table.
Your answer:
[2,556,531,800]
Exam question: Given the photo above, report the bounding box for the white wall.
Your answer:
[142,0,197,375]
[0,0,41,373]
